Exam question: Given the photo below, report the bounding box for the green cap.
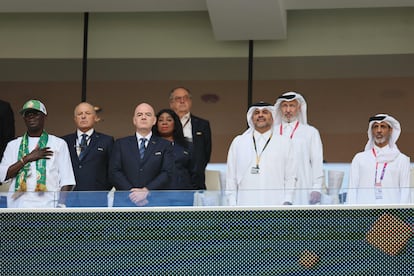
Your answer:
[20,100,47,115]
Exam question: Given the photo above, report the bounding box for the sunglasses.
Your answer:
[23,110,43,117]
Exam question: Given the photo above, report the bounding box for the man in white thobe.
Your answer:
[347,114,411,204]
[274,92,324,205]
[225,102,297,206]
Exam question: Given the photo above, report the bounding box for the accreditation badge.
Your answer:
[374,182,383,200]
[251,166,260,174]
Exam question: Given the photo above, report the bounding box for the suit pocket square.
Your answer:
[97,147,104,151]
[196,132,203,135]
[155,151,162,155]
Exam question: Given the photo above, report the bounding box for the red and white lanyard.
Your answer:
[372,148,388,184]
[279,121,299,139]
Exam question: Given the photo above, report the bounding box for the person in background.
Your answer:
[225,102,296,206]
[0,99,75,208]
[109,102,174,207]
[62,102,114,207]
[347,114,411,204]
[274,91,324,205]
[169,87,212,189]
[0,99,15,160]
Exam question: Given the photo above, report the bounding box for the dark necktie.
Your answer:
[79,134,88,159]
[139,138,147,159]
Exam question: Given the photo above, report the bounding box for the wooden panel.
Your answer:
[1,76,413,162]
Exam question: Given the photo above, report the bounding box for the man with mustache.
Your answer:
[274,92,324,205]
[347,114,411,204]
[225,102,296,206]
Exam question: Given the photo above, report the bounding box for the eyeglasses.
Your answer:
[23,110,43,118]
[171,95,190,103]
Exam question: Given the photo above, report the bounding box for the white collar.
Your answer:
[77,129,94,138]
[282,119,298,126]
[181,112,191,121]
[253,129,272,140]
[136,132,152,141]
[374,144,390,152]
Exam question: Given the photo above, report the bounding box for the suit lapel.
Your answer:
[128,135,141,164]
[68,133,79,162]
[191,115,200,142]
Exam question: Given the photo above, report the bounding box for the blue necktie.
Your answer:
[139,138,147,159]
[79,134,88,159]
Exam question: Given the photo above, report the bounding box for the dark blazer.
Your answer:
[62,131,114,191]
[0,100,15,160]
[190,114,212,189]
[109,134,174,191]
[171,142,197,190]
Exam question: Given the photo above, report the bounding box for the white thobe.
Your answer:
[347,146,411,204]
[278,121,324,205]
[225,129,297,206]
[0,135,76,208]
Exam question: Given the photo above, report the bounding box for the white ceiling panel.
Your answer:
[1,0,413,40]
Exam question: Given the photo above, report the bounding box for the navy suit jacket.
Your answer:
[62,131,114,191]
[190,114,212,189]
[109,134,174,191]
[171,142,197,190]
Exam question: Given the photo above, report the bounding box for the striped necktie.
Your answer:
[139,138,147,159]
[79,134,88,159]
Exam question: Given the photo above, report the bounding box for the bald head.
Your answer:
[133,102,156,135]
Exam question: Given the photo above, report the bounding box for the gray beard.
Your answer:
[282,116,298,124]
[374,137,388,146]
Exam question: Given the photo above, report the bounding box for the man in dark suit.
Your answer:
[0,99,15,161]
[109,102,174,207]
[62,102,114,207]
[169,87,212,189]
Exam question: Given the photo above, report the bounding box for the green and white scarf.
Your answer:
[13,131,49,199]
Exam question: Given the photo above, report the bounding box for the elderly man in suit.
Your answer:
[169,87,212,189]
[109,102,174,207]
[62,102,114,207]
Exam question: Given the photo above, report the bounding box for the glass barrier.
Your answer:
[0,188,412,208]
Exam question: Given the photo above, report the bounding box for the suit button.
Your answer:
[139,169,143,172]
[79,165,82,169]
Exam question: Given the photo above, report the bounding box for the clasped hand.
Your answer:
[129,188,149,206]
[309,191,321,205]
